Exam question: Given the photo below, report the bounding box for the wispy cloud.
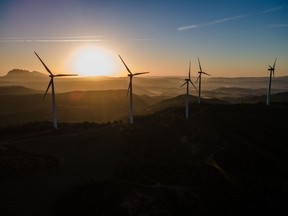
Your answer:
[177,6,285,32]
[261,6,284,13]
[203,14,248,26]
[177,14,248,31]
[0,36,104,43]
[128,38,155,41]
[177,25,198,32]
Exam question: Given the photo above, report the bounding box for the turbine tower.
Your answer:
[180,61,197,119]
[34,52,78,129]
[266,58,277,106]
[195,58,211,104]
[119,55,149,125]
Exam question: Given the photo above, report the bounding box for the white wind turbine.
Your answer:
[195,58,211,104]
[34,52,78,129]
[180,61,197,119]
[266,58,277,106]
[119,55,149,125]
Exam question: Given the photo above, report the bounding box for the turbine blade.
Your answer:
[189,61,191,79]
[189,80,197,90]
[195,75,200,84]
[273,57,277,68]
[119,55,132,74]
[133,72,149,76]
[180,81,187,88]
[202,72,211,76]
[54,74,78,77]
[126,80,131,96]
[43,79,53,100]
[34,52,53,76]
[198,57,202,72]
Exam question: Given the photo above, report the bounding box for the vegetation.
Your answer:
[1,103,288,215]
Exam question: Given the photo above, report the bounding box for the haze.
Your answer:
[0,0,288,77]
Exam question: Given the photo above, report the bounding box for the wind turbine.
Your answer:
[266,58,277,106]
[195,58,211,104]
[119,55,149,125]
[34,52,78,129]
[180,61,197,119]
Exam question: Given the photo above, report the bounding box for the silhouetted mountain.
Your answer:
[0,86,41,95]
[1,69,46,81]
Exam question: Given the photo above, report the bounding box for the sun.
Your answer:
[70,46,118,77]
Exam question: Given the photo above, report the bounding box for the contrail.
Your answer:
[0,36,104,43]
[177,6,285,31]
[261,6,284,13]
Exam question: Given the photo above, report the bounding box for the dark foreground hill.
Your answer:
[244,91,288,104]
[1,103,288,215]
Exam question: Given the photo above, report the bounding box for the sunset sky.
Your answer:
[0,0,287,77]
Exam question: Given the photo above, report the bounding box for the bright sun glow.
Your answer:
[70,47,118,77]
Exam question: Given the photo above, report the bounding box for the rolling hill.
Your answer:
[0,86,41,95]
[1,69,287,98]
[0,103,288,215]
[0,90,166,127]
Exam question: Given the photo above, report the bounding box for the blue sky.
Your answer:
[0,0,287,77]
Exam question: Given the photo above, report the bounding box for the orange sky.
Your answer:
[0,0,287,77]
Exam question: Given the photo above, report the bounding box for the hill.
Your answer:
[0,103,288,215]
[0,90,165,127]
[1,69,287,98]
[0,86,41,95]
[244,91,288,104]
[1,88,288,128]
[145,94,229,114]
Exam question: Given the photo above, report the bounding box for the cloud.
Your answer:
[261,6,284,13]
[177,5,285,32]
[203,14,248,26]
[177,14,248,31]
[128,38,155,41]
[177,25,198,31]
[0,36,104,43]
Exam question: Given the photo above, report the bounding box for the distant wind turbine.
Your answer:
[195,58,211,104]
[34,52,78,129]
[119,55,149,125]
[266,57,277,106]
[180,61,197,119]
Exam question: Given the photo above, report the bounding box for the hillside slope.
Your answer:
[1,103,288,215]
[0,90,164,127]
